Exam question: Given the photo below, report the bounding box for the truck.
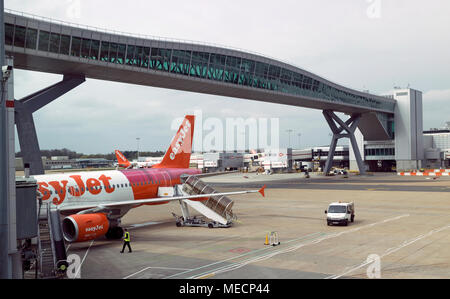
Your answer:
[324,202,355,226]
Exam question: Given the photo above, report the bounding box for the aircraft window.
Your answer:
[121,184,124,188]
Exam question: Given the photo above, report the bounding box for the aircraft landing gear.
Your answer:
[105,226,124,240]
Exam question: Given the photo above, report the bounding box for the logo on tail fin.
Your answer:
[170,119,192,160]
[153,115,195,169]
[115,150,131,168]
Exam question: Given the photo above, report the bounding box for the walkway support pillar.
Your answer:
[15,74,85,175]
[322,110,365,175]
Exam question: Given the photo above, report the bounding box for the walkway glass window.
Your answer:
[150,48,171,71]
[224,56,241,84]
[60,34,70,55]
[109,43,118,63]
[49,33,60,54]
[100,41,110,62]
[190,51,209,78]
[5,23,14,45]
[71,37,81,56]
[208,54,226,81]
[170,50,191,75]
[239,59,255,86]
[117,44,126,64]
[81,38,91,58]
[13,25,26,48]
[25,28,37,50]
[38,30,50,52]
[126,45,135,65]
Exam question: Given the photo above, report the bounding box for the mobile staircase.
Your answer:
[168,175,237,228]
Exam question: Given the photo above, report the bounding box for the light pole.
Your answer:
[136,137,140,161]
[297,133,301,149]
[286,129,293,148]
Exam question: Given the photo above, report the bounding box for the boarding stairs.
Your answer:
[162,175,237,227]
[30,202,68,279]
[36,202,57,278]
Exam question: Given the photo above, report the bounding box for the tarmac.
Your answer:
[67,172,450,279]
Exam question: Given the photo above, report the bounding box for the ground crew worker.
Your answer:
[120,228,132,253]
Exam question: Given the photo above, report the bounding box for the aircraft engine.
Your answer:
[62,213,110,242]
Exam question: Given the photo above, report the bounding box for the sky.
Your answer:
[6,0,450,154]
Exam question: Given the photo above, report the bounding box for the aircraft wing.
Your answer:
[57,185,266,214]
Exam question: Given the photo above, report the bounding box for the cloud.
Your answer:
[423,89,450,130]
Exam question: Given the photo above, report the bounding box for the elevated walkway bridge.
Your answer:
[3,9,397,175]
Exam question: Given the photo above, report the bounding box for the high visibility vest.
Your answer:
[124,232,130,242]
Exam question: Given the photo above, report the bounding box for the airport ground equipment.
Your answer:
[325,202,355,226]
[181,175,236,222]
[264,232,281,246]
[171,213,231,228]
[26,201,68,279]
[160,175,238,228]
[15,176,38,278]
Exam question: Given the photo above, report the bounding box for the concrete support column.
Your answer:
[15,75,85,175]
[322,110,365,175]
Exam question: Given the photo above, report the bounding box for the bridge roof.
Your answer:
[4,9,395,115]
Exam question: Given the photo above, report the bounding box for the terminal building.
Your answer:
[201,152,244,172]
[348,89,450,172]
[15,156,114,170]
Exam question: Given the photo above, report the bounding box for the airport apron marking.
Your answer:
[163,232,324,279]
[326,222,450,279]
[186,214,410,279]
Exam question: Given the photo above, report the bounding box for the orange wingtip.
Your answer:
[258,185,267,197]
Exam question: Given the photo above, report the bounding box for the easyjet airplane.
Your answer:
[114,149,161,169]
[34,115,265,243]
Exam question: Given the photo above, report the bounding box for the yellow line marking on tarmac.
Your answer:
[198,273,215,279]
[123,266,194,279]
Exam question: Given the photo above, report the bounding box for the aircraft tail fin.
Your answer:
[153,115,195,169]
[115,150,132,168]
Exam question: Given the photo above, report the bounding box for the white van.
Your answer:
[325,202,355,226]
